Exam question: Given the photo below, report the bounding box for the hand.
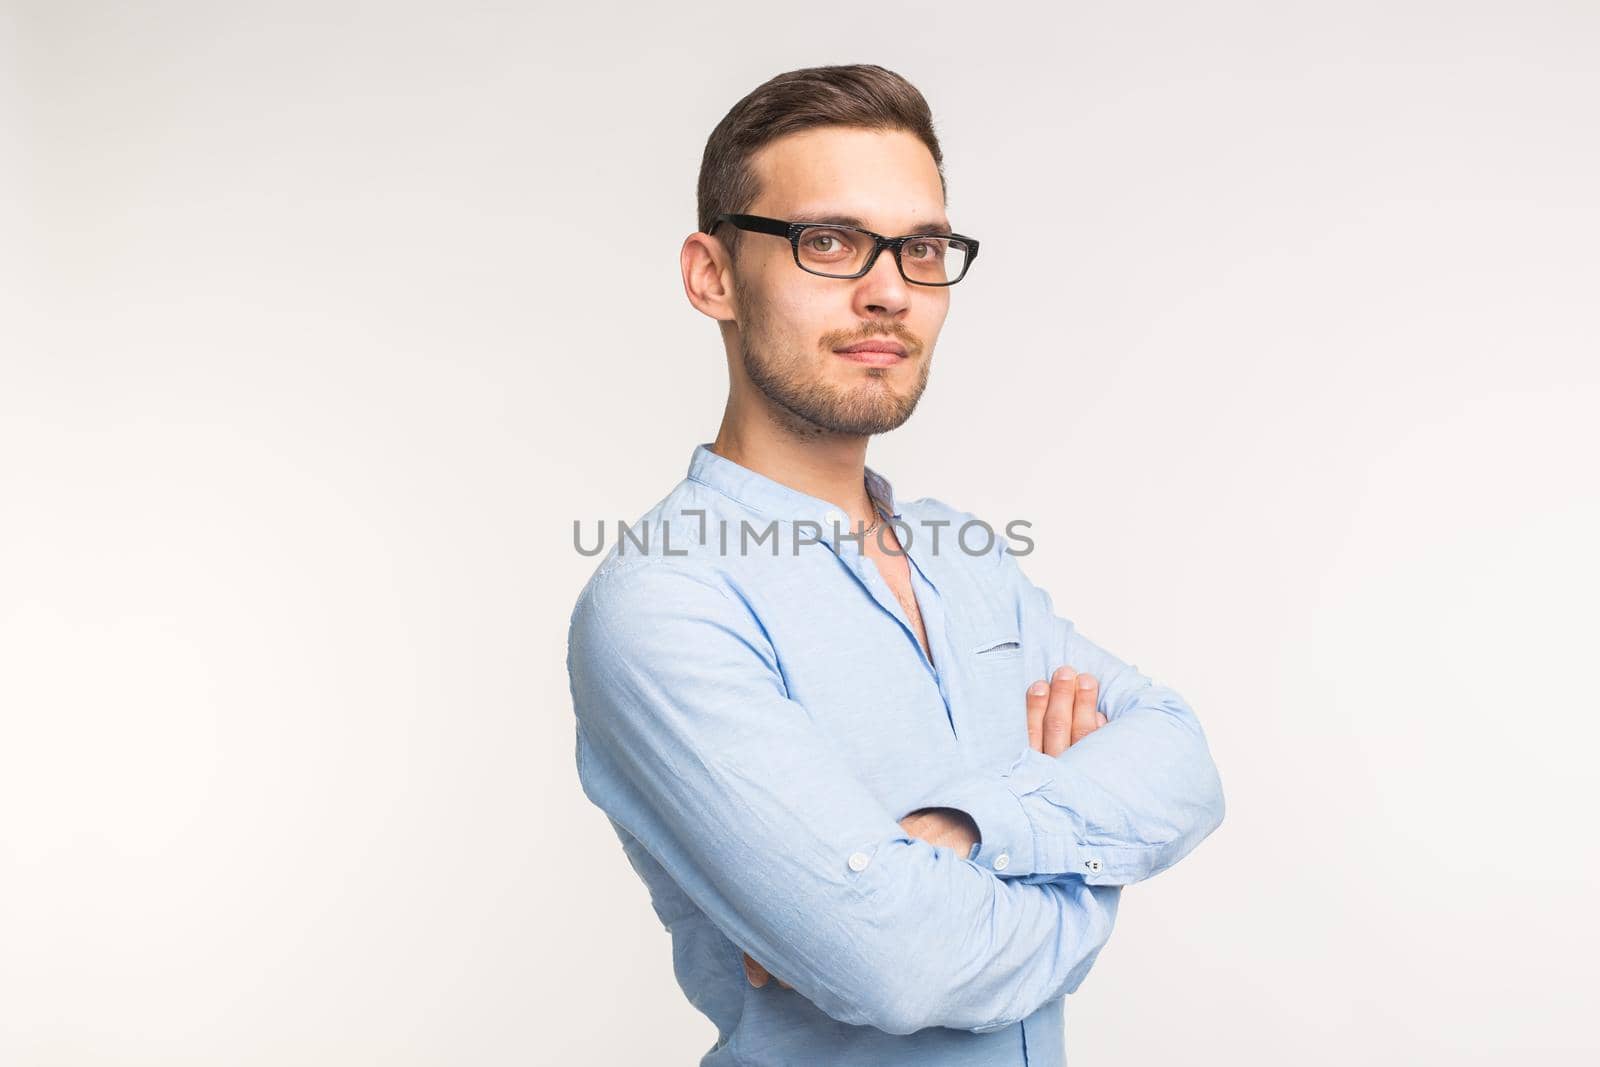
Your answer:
[742,953,791,990]
[1028,665,1107,756]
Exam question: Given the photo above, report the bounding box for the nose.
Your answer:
[852,245,912,319]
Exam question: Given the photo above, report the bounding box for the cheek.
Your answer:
[918,292,950,330]
[773,293,847,348]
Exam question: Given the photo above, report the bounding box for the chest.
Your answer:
[865,540,926,638]
[741,543,1037,816]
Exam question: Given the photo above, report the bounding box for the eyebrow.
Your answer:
[788,211,954,234]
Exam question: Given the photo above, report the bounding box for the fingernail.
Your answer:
[1028,681,1049,696]
[1077,675,1094,689]
[1054,667,1075,683]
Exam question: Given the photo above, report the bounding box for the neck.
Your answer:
[710,407,878,527]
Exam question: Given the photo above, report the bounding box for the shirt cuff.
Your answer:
[916,775,1039,877]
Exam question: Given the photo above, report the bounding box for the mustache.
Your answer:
[827,327,922,356]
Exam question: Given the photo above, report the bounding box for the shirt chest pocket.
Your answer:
[962,630,1031,758]
[950,590,1025,675]
[968,631,1025,687]
[971,634,1023,662]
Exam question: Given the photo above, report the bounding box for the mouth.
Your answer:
[834,340,908,367]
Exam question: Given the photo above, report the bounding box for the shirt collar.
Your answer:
[686,442,901,550]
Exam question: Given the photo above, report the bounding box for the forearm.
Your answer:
[911,677,1225,886]
[849,846,1122,1034]
[587,726,1122,1034]
[920,546,1230,886]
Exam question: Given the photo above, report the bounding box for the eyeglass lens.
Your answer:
[796,226,969,284]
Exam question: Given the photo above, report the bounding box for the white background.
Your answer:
[4,2,1597,1064]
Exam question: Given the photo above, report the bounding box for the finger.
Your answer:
[777,977,793,989]
[743,953,769,988]
[1070,673,1100,745]
[1043,666,1077,756]
[1096,711,1108,727]
[1026,680,1049,751]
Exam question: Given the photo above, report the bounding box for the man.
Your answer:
[566,64,1225,1065]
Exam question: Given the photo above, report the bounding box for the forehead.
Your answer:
[748,126,950,232]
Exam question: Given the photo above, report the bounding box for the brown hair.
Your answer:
[696,64,946,264]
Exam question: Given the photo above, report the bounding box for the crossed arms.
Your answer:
[743,664,1112,991]
[567,547,1225,1036]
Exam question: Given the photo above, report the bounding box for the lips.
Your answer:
[835,347,904,368]
[834,340,908,357]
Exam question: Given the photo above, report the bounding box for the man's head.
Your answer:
[683,65,958,439]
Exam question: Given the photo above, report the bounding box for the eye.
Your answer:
[801,228,853,256]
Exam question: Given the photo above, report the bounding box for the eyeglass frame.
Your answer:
[706,212,980,286]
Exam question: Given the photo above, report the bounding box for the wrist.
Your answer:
[904,806,979,855]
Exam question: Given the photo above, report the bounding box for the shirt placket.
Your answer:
[832,528,961,739]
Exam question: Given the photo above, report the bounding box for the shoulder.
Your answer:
[571,479,741,599]
[566,553,782,691]
[571,553,736,635]
[578,480,728,564]
[896,494,1026,568]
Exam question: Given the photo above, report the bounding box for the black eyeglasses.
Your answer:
[707,213,979,286]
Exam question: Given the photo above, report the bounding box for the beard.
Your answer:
[735,295,931,439]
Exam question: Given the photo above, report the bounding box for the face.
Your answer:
[724,126,953,437]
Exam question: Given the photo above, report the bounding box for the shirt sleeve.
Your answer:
[567,557,1122,1037]
[902,545,1226,887]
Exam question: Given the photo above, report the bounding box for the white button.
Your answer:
[848,851,871,872]
[824,509,845,527]
[1085,858,1102,873]
[993,852,1010,871]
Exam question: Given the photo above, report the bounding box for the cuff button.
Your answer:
[848,851,871,872]
[993,852,1010,871]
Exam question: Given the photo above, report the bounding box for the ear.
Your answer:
[682,231,738,322]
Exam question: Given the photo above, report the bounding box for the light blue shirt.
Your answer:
[567,443,1225,1065]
